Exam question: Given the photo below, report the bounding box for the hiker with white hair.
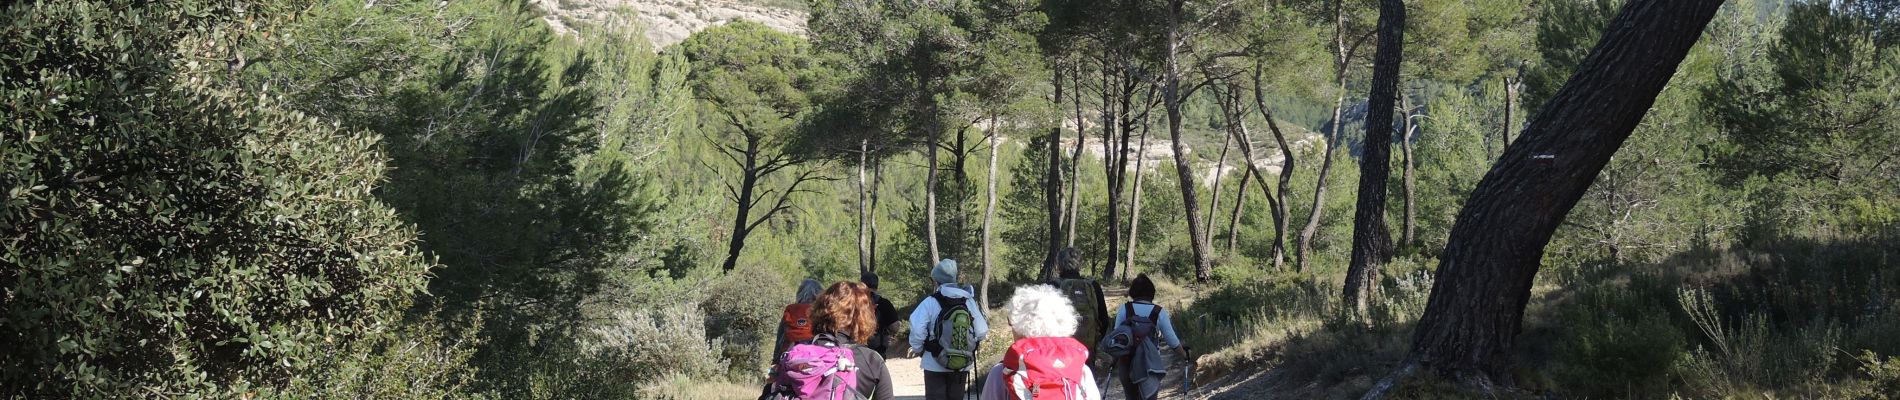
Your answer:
[908,259,988,400]
[978,284,1101,400]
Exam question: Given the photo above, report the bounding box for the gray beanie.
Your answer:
[931,259,958,285]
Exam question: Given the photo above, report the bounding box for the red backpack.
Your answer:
[1001,336,1089,400]
[782,303,815,343]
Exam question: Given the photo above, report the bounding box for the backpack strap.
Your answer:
[1146,302,1162,321]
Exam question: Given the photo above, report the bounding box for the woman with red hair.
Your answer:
[764,281,894,400]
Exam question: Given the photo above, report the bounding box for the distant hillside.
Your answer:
[531,0,807,49]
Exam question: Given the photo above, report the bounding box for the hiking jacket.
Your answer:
[907,284,989,372]
[1111,301,1180,348]
[1111,301,1180,377]
[869,294,900,355]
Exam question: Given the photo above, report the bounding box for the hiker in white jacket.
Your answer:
[907,259,988,400]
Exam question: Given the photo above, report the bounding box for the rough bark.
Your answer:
[983,117,999,309]
[1365,0,1725,396]
[1164,0,1215,282]
[1344,0,1403,318]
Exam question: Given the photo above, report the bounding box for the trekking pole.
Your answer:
[1179,346,1196,396]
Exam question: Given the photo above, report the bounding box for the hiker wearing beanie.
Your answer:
[861,271,901,357]
[908,259,989,400]
[772,279,825,365]
[978,284,1101,400]
[1100,274,1184,400]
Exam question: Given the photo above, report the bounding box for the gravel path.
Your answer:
[885,356,927,400]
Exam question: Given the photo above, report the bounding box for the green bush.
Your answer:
[1547,296,1686,397]
[575,304,728,397]
[702,265,792,377]
[2,0,434,396]
[1844,351,1900,400]
[273,315,489,399]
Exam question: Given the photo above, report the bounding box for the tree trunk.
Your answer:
[1365,1,1724,395]
[1227,160,1251,255]
[1299,97,1345,273]
[1253,72,1295,271]
[1502,75,1519,152]
[1298,2,1351,274]
[1102,57,1126,282]
[1164,0,1214,282]
[720,136,763,272]
[1344,0,1403,318]
[870,160,883,272]
[1206,125,1234,249]
[1400,95,1418,250]
[1047,67,1067,282]
[983,117,1000,309]
[955,125,973,267]
[1124,124,1151,281]
[1066,63,1087,250]
[1214,84,1256,258]
[926,123,942,265]
[860,139,871,274]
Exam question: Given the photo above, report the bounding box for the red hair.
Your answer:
[810,281,876,342]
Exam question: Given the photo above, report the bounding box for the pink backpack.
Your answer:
[767,338,865,400]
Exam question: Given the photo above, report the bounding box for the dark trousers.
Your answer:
[1118,371,1163,400]
[923,370,968,400]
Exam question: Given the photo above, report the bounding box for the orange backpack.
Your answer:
[781,303,815,343]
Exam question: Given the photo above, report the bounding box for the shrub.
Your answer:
[577,304,727,397]
[1548,298,1686,397]
[1844,351,1900,400]
[274,315,489,399]
[1676,287,1843,397]
[2,1,433,396]
[702,266,792,377]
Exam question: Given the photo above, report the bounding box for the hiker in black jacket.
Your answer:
[861,271,901,357]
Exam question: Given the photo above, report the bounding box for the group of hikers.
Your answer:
[761,248,1189,400]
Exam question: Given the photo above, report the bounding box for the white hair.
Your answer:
[1007,284,1079,338]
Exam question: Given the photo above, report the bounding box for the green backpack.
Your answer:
[1059,278,1105,351]
[926,293,979,370]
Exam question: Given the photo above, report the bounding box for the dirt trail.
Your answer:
[886,357,927,400]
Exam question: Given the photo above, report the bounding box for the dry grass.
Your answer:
[642,374,761,400]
